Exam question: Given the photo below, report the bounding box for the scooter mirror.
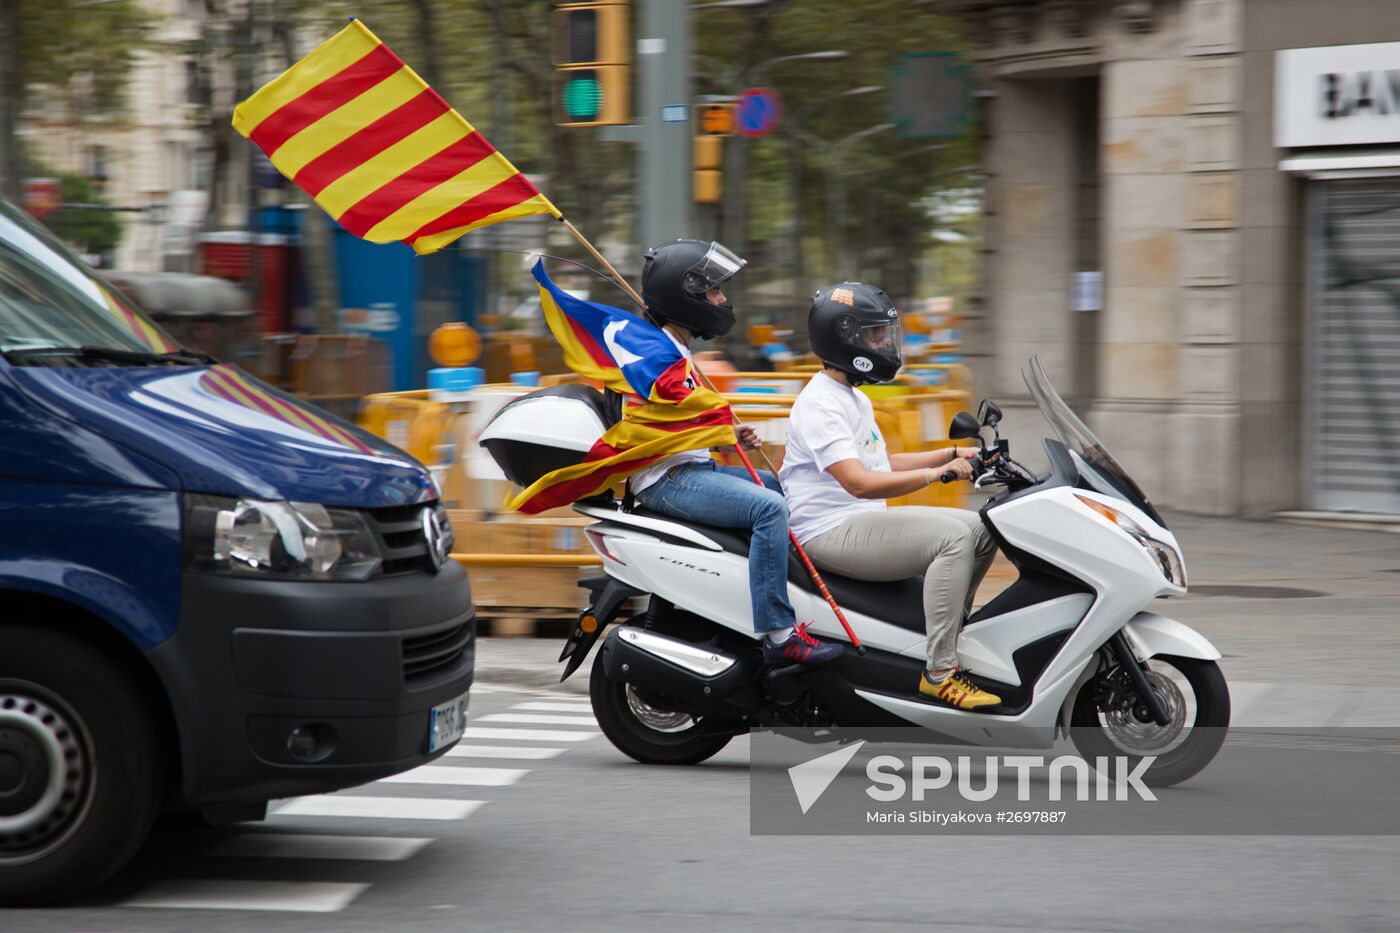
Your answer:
[977,399,1003,427]
[949,411,982,440]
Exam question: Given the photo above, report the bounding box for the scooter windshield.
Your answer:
[1022,356,1165,526]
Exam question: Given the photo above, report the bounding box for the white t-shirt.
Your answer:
[628,329,713,494]
[780,372,889,543]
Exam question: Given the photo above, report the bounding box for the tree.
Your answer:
[697,0,977,314]
[46,174,124,258]
[0,2,19,200]
[14,0,156,117]
[1,1,154,206]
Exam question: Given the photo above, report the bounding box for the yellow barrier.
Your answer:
[356,389,454,465]
[360,362,975,535]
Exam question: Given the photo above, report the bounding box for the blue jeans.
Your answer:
[633,461,796,634]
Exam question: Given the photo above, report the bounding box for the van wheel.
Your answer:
[0,626,163,905]
[589,648,733,765]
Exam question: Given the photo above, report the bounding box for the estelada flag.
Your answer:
[505,261,737,514]
[232,20,561,255]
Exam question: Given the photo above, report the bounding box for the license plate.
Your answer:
[428,690,470,753]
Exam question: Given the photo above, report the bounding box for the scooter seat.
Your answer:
[626,506,928,635]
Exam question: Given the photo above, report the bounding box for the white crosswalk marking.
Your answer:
[1229,679,1400,727]
[513,701,597,713]
[478,712,600,726]
[126,880,370,913]
[379,765,527,787]
[212,833,432,862]
[119,689,600,916]
[446,743,566,760]
[273,796,485,821]
[463,726,598,742]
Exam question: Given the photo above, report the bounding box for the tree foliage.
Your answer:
[696,0,978,309]
[15,0,156,115]
[49,175,124,257]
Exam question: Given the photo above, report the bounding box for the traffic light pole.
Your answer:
[637,0,692,250]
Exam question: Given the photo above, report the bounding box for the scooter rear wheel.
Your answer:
[589,649,734,766]
[1070,654,1230,787]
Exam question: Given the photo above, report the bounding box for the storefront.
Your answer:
[932,0,1400,517]
[1278,42,1400,514]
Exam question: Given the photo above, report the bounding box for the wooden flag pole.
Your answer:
[560,219,864,653]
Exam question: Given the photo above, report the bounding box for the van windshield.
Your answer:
[0,199,180,359]
[1022,355,1165,525]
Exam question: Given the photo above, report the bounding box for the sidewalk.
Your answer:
[474,510,1400,692]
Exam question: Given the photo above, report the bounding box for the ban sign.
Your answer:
[737,87,782,138]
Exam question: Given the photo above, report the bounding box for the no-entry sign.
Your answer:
[737,87,782,138]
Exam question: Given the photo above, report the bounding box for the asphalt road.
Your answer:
[4,679,1397,933]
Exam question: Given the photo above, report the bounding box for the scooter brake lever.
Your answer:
[973,470,1000,489]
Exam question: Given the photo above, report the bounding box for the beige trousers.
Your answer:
[803,507,996,671]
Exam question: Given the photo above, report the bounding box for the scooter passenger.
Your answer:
[779,283,1000,709]
[629,240,843,668]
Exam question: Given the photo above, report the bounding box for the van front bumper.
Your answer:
[147,561,474,808]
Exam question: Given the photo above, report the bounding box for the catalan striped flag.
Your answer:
[99,284,177,353]
[200,365,377,455]
[232,20,561,255]
[505,261,736,514]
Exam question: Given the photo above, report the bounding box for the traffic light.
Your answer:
[552,2,630,126]
[693,102,734,204]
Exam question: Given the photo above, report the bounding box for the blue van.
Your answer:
[0,198,474,903]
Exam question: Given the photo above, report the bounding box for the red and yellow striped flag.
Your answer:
[232,20,561,255]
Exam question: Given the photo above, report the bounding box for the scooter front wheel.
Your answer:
[1070,654,1230,787]
[589,648,734,765]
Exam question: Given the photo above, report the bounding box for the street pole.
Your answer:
[638,0,692,251]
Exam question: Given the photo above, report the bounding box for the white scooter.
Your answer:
[480,357,1230,785]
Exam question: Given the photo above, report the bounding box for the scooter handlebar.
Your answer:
[939,470,959,483]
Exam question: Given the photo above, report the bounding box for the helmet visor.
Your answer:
[853,319,901,355]
[681,242,747,295]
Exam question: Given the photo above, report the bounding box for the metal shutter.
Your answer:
[1309,177,1400,514]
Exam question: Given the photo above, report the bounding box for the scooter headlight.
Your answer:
[1074,494,1186,588]
[184,495,382,581]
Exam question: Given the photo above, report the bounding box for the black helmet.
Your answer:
[641,239,746,340]
[808,282,903,385]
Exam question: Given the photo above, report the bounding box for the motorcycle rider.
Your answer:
[629,240,843,667]
[779,283,999,708]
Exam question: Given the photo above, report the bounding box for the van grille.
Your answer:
[365,502,437,575]
[402,620,474,685]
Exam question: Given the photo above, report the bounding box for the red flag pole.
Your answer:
[561,220,864,653]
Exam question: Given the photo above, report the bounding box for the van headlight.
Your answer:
[184,495,382,581]
[1074,494,1187,588]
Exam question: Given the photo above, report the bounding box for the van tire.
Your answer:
[0,625,163,905]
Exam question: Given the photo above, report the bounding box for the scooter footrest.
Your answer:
[764,663,804,681]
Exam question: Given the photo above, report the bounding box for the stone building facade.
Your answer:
[935,0,1400,517]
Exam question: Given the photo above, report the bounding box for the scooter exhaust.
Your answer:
[600,626,757,715]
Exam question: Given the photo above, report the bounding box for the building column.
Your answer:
[1091,0,1247,515]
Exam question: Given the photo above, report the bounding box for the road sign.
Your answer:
[890,53,970,139]
[698,102,736,137]
[737,87,782,138]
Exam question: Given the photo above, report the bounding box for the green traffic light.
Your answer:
[562,74,603,119]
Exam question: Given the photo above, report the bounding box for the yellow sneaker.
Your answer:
[919,669,1001,710]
